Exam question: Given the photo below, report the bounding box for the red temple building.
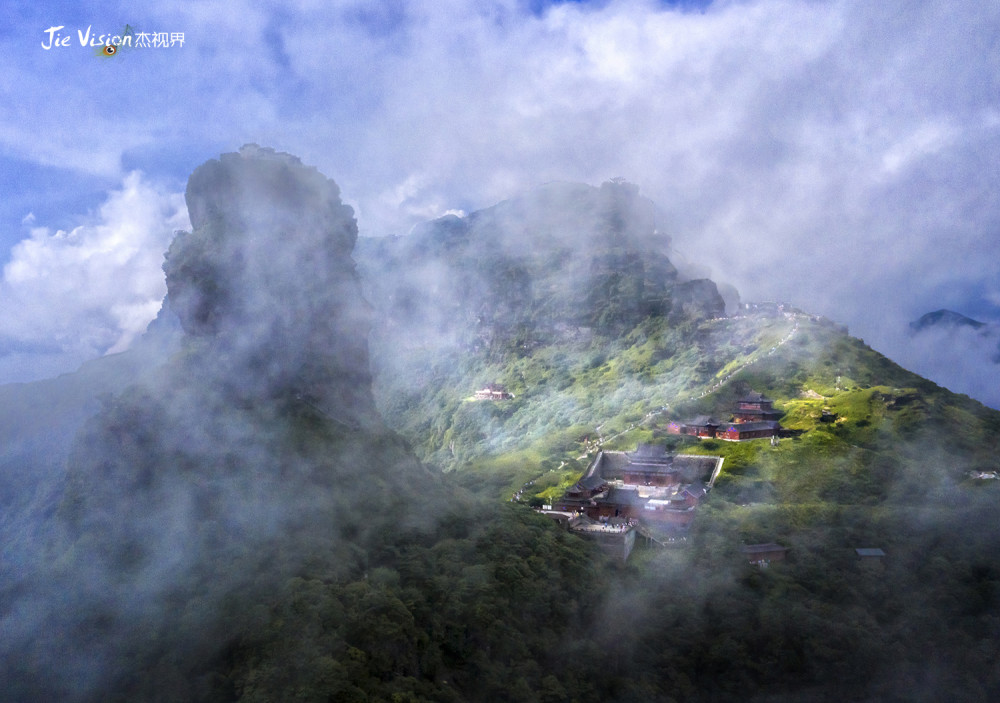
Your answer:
[717,421,781,441]
[732,392,784,422]
[668,390,786,442]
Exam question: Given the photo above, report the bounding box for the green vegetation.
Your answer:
[223,183,1000,699]
[355,305,1000,701]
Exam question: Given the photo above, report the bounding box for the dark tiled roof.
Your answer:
[580,474,607,491]
[595,451,631,479]
[630,443,669,460]
[596,450,718,484]
[625,461,678,475]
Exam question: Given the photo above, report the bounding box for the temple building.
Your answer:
[666,415,719,438]
[474,383,513,400]
[547,444,724,552]
[668,390,787,442]
[717,421,782,441]
[740,543,789,567]
[552,474,608,512]
[732,392,784,422]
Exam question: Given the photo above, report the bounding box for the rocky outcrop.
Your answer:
[165,144,376,422]
[669,279,726,323]
[8,149,440,700]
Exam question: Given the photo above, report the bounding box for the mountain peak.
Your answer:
[164,147,376,419]
[909,309,986,333]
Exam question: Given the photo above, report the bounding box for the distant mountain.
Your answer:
[909,308,987,332]
[899,309,1000,408]
[0,301,179,545]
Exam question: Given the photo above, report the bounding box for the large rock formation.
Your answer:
[0,148,441,702]
[165,144,376,424]
[58,146,410,571]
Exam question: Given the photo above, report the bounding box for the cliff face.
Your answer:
[165,144,376,423]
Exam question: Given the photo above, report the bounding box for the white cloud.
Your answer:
[4,0,1000,400]
[0,172,188,381]
[880,122,956,176]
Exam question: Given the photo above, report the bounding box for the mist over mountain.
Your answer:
[2,149,1000,701]
[164,145,380,424]
[359,180,726,347]
[356,180,728,467]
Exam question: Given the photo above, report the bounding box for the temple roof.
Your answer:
[629,443,669,460]
[855,548,886,557]
[579,474,607,491]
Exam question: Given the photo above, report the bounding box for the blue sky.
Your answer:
[2,0,1000,404]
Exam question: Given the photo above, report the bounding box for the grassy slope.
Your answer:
[398,311,1000,701]
[360,307,1000,699]
[375,309,1000,519]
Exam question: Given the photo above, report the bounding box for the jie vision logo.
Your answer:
[41,25,184,55]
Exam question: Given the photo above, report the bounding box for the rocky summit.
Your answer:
[165,144,376,423]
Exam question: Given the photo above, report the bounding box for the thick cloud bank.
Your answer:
[0,173,187,382]
[4,0,999,404]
